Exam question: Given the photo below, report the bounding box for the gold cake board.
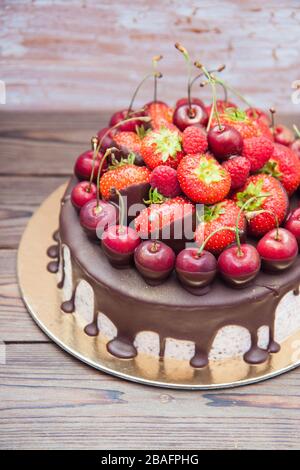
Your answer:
[17,184,300,389]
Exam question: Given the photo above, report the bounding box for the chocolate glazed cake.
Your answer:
[46,177,300,368]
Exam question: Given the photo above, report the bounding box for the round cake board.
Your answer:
[17,184,300,390]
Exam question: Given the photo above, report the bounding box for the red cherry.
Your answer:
[173,104,208,131]
[257,228,298,272]
[274,125,295,147]
[97,127,115,152]
[134,240,176,285]
[218,244,261,287]
[102,225,141,268]
[207,124,243,161]
[290,139,300,158]
[285,208,300,247]
[175,248,217,288]
[109,109,146,133]
[79,199,118,239]
[175,97,205,109]
[71,181,97,210]
[74,150,106,181]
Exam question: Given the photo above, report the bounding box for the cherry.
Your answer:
[173,103,208,131]
[218,244,261,287]
[257,227,298,272]
[102,225,141,268]
[134,240,176,285]
[109,109,146,133]
[175,97,205,109]
[207,124,243,160]
[285,208,300,247]
[290,139,300,158]
[97,127,115,152]
[74,137,106,181]
[274,124,295,146]
[71,181,97,210]
[80,199,118,239]
[175,248,217,288]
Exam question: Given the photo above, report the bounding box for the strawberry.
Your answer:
[177,154,231,204]
[259,143,300,195]
[100,164,151,200]
[206,99,237,116]
[245,108,270,126]
[182,125,208,154]
[140,126,184,169]
[212,108,261,139]
[242,136,274,172]
[150,165,181,198]
[233,174,288,237]
[195,199,246,254]
[222,156,251,190]
[146,102,173,130]
[134,196,195,239]
[113,131,141,154]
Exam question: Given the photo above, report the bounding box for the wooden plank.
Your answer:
[0,176,65,248]
[1,1,300,113]
[1,342,300,449]
[0,249,47,341]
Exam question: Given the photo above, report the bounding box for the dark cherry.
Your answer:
[175,97,205,109]
[175,248,217,288]
[257,228,298,272]
[102,225,141,268]
[218,244,261,287]
[285,208,300,247]
[109,109,146,133]
[207,124,243,161]
[97,127,115,152]
[71,181,97,210]
[274,125,295,147]
[173,103,208,131]
[74,149,106,181]
[290,139,300,158]
[79,199,118,239]
[134,240,176,285]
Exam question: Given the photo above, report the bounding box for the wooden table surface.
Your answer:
[1,111,300,450]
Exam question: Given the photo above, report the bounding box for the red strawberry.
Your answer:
[245,108,270,127]
[134,196,195,239]
[177,154,231,204]
[195,199,246,254]
[150,165,181,198]
[141,126,184,169]
[113,131,141,154]
[206,99,237,116]
[222,156,251,190]
[146,102,173,130]
[100,164,151,200]
[242,136,274,172]
[182,125,208,154]
[259,143,300,195]
[212,108,261,139]
[233,174,288,237]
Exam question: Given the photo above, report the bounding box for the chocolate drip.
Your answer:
[61,287,76,313]
[47,260,59,273]
[107,337,137,359]
[52,230,60,242]
[57,247,65,289]
[159,337,166,358]
[84,321,99,336]
[54,177,300,367]
[47,245,59,258]
[294,286,300,296]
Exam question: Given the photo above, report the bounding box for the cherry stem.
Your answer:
[215,77,254,111]
[152,55,163,102]
[88,136,99,190]
[269,108,276,136]
[192,65,227,101]
[127,73,161,116]
[175,43,193,117]
[197,226,235,256]
[196,63,222,131]
[96,148,115,208]
[293,124,300,139]
[111,187,125,227]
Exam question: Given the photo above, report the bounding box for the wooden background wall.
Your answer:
[1,0,300,114]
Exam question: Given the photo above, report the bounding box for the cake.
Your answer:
[47,47,300,369]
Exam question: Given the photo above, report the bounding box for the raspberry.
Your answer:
[222,156,250,190]
[182,126,208,154]
[150,165,181,198]
[242,136,274,172]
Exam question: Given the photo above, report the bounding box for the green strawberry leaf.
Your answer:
[224,107,248,122]
[143,187,166,205]
[236,178,270,211]
[194,157,226,184]
[149,126,182,162]
[135,125,150,139]
[259,159,282,179]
